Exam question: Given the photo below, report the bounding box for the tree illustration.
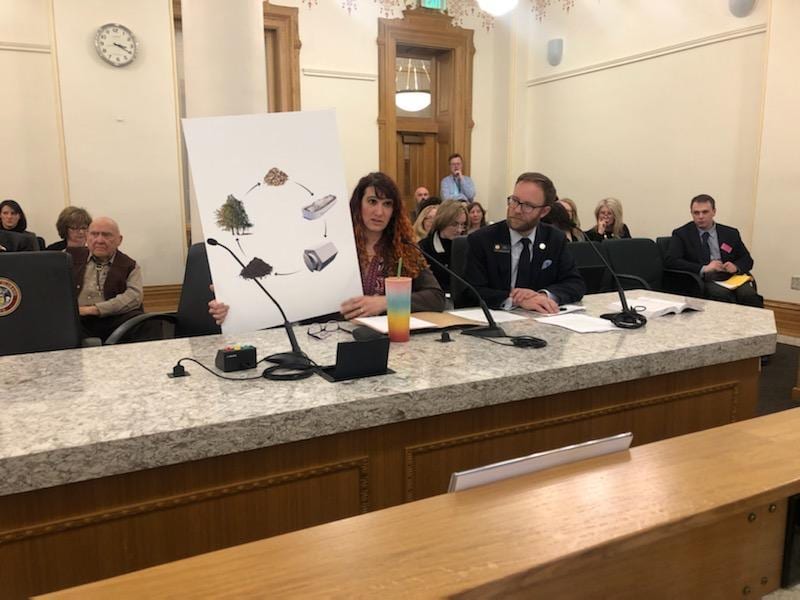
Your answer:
[215,194,253,235]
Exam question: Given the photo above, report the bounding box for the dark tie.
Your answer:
[701,231,711,264]
[515,238,531,289]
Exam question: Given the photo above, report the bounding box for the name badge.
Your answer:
[720,242,732,254]
[493,243,511,254]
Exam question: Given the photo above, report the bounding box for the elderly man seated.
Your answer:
[66,217,144,341]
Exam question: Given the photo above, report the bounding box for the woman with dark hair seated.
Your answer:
[1,199,29,234]
[466,201,486,234]
[208,172,445,324]
[418,200,468,292]
[46,206,92,251]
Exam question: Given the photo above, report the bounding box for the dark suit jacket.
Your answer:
[666,222,754,274]
[465,220,586,308]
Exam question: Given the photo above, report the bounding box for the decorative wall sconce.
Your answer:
[547,38,563,66]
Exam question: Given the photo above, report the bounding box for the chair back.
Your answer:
[449,236,472,308]
[0,251,82,356]
[603,238,664,290]
[656,236,671,262]
[567,241,613,294]
[174,243,221,337]
[0,231,39,252]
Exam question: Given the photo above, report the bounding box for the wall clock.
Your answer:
[94,23,138,67]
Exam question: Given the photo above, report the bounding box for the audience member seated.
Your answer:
[466,201,486,234]
[0,230,39,252]
[666,193,763,307]
[46,206,92,251]
[209,172,445,325]
[557,197,585,241]
[409,186,430,220]
[1,200,39,247]
[542,201,583,242]
[465,172,586,314]
[584,197,631,241]
[418,200,468,292]
[440,153,476,202]
[66,217,145,341]
[413,204,437,242]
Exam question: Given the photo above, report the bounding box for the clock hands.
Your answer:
[113,42,132,54]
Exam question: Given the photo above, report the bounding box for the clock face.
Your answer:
[94,23,137,67]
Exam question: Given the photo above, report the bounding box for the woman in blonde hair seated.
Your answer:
[413,204,437,242]
[418,200,468,292]
[584,197,631,242]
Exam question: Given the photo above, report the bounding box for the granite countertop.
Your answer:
[0,292,776,496]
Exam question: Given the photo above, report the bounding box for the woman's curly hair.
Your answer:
[349,172,427,278]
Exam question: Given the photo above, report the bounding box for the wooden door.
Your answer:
[396,132,437,215]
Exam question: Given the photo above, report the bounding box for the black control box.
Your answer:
[215,345,257,372]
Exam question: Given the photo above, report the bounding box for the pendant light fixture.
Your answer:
[395,58,431,113]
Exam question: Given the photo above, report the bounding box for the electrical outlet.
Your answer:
[792,277,800,291]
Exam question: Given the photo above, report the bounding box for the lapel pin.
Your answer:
[539,243,546,250]
[494,244,501,251]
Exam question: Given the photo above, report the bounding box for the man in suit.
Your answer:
[66,217,145,340]
[440,153,476,202]
[465,172,585,313]
[666,194,762,307]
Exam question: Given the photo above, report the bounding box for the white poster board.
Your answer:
[182,110,362,334]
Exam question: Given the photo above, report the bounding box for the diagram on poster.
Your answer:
[182,110,362,335]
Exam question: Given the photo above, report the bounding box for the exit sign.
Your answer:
[420,0,446,10]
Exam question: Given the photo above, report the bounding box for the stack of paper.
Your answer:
[608,296,704,319]
[714,274,752,290]
[537,313,622,333]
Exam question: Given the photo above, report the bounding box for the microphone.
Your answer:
[404,239,505,338]
[585,241,646,329]
[206,238,313,374]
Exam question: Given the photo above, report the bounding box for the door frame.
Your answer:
[377,10,475,182]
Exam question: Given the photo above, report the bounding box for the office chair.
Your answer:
[0,230,39,253]
[566,241,614,294]
[449,235,472,308]
[0,251,94,356]
[603,238,704,296]
[105,243,221,344]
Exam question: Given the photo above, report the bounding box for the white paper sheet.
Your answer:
[608,296,704,319]
[531,304,586,318]
[354,316,438,334]
[537,313,622,333]
[446,308,528,324]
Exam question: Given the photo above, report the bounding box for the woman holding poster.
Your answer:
[209,172,444,324]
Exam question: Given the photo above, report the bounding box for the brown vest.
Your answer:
[66,247,139,305]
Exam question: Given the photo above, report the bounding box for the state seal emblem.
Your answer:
[0,277,22,317]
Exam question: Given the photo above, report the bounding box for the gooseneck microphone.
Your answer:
[586,241,647,329]
[405,239,505,339]
[206,238,314,378]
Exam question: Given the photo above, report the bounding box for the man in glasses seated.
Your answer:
[464,172,585,314]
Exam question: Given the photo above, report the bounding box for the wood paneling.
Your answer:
[378,10,474,184]
[3,358,759,598]
[263,2,301,112]
[42,407,800,599]
[765,298,800,338]
[142,284,181,313]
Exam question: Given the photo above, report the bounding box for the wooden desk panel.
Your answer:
[43,407,800,600]
[2,358,758,599]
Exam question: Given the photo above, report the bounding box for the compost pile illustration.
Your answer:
[214,167,339,281]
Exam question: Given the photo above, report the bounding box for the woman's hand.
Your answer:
[340,295,388,321]
[207,285,229,325]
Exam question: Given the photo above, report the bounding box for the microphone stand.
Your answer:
[407,239,506,338]
[586,241,647,329]
[206,238,313,373]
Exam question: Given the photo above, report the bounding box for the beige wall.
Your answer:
[751,0,800,302]
[52,0,185,284]
[514,0,788,295]
[0,0,66,243]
